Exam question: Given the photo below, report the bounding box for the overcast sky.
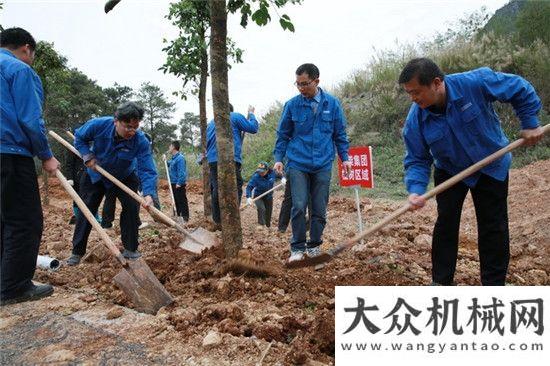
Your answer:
[3,0,508,123]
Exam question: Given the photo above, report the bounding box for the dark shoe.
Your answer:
[0,283,54,306]
[101,223,113,229]
[277,228,286,233]
[122,249,141,259]
[66,254,82,266]
[69,215,76,225]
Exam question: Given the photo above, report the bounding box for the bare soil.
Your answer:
[1,160,549,365]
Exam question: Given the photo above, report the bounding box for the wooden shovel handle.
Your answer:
[330,124,550,256]
[55,169,127,265]
[163,155,177,215]
[240,181,285,211]
[49,131,204,245]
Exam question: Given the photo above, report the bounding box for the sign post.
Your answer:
[338,146,374,245]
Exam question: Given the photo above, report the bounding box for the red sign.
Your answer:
[338,146,374,188]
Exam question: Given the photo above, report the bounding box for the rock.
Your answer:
[202,330,222,348]
[305,360,329,366]
[414,234,432,248]
[79,294,97,303]
[339,268,355,277]
[522,225,535,236]
[106,307,124,320]
[524,270,548,285]
[47,241,65,252]
[44,349,75,363]
[275,288,285,296]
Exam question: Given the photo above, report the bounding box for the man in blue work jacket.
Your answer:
[206,104,258,226]
[66,101,158,265]
[167,141,189,221]
[1,28,60,305]
[399,58,544,286]
[273,63,352,263]
[245,161,284,228]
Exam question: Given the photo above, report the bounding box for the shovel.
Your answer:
[55,169,173,314]
[162,154,177,217]
[50,131,217,254]
[286,124,550,269]
[240,181,285,211]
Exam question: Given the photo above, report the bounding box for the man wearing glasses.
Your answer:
[273,63,352,262]
[66,101,157,265]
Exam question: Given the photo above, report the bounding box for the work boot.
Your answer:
[66,254,82,266]
[288,250,305,263]
[0,283,54,306]
[122,249,142,259]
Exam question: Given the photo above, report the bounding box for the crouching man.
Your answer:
[66,101,157,265]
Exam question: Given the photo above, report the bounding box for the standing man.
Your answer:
[167,141,189,222]
[206,104,258,227]
[399,58,544,286]
[1,28,60,305]
[66,101,158,265]
[273,63,351,262]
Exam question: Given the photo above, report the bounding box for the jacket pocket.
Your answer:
[424,124,450,159]
[320,110,334,133]
[460,102,481,136]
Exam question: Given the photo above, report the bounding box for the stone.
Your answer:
[44,349,75,363]
[106,307,124,320]
[522,225,535,236]
[202,330,222,348]
[414,234,432,248]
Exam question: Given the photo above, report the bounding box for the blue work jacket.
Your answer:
[168,152,187,185]
[206,112,259,164]
[403,67,542,195]
[273,88,350,173]
[246,170,278,199]
[0,49,52,159]
[74,117,158,196]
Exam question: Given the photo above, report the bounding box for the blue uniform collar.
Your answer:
[0,48,16,58]
[299,87,325,107]
[420,81,463,121]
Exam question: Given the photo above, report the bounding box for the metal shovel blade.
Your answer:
[113,258,173,314]
[179,227,218,254]
[285,252,333,269]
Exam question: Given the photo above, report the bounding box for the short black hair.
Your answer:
[171,141,180,150]
[398,58,445,86]
[296,63,320,80]
[0,27,37,51]
[114,101,144,122]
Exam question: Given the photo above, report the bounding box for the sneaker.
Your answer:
[138,222,150,230]
[66,254,82,266]
[102,223,113,230]
[288,250,305,263]
[306,246,322,257]
[122,249,142,259]
[0,283,54,306]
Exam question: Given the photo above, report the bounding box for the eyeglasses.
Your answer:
[120,122,140,132]
[294,80,316,88]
